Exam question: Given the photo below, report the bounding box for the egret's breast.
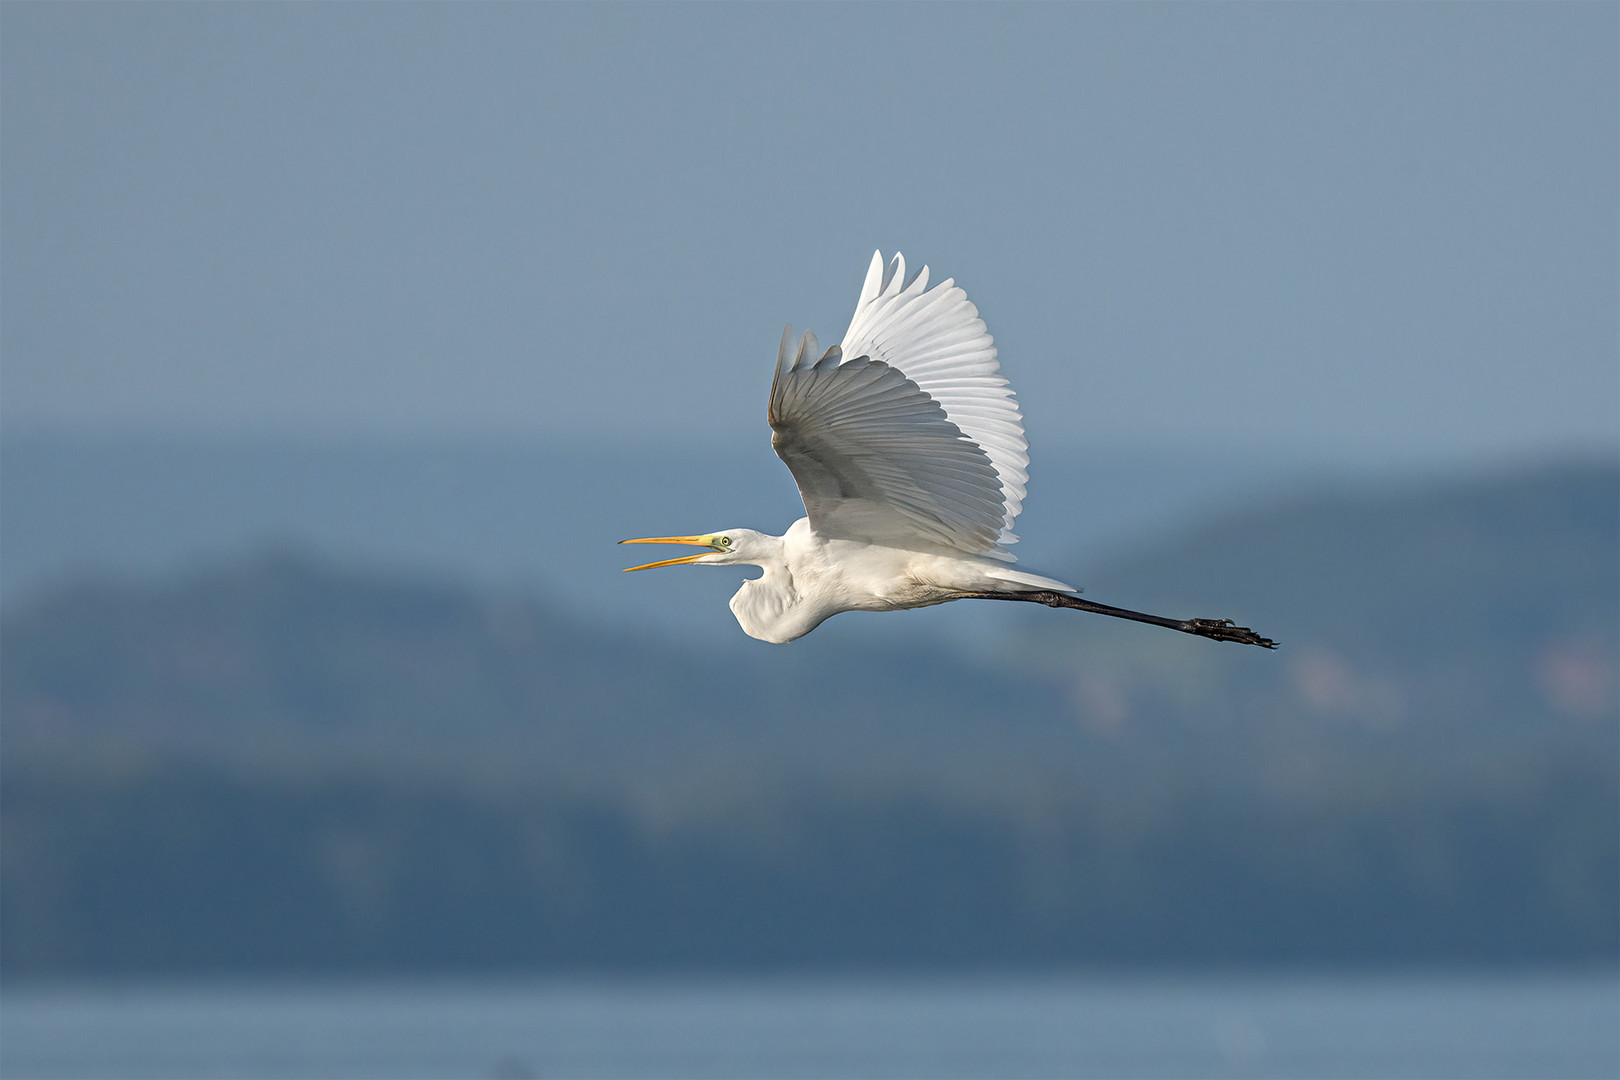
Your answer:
[728,567,824,644]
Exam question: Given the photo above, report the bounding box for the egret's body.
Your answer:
[623,252,1274,649]
[710,522,1073,643]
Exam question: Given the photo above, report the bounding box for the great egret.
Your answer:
[623,251,1275,649]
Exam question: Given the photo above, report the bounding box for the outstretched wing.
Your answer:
[767,251,1029,558]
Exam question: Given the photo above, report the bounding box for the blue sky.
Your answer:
[4,3,1615,467]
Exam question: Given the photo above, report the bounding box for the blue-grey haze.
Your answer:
[3,4,1616,468]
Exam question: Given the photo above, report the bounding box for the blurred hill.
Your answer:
[1016,459,1620,759]
[1,459,1615,977]
[0,432,1331,646]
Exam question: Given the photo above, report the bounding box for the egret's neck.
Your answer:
[758,533,789,570]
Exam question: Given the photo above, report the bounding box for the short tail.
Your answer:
[981,566,1079,593]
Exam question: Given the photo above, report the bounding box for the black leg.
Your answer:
[961,591,1278,649]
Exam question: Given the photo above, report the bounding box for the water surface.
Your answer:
[3,972,1615,1079]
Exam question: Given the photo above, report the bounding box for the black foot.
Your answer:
[1182,618,1278,649]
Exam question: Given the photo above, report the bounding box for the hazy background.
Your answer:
[1,6,1616,1075]
[5,3,1614,457]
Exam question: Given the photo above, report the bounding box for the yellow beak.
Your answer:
[619,535,718,571]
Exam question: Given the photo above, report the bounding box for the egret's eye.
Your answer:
[718,536,732,548]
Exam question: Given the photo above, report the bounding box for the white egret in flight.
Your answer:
[623,252,1275,649]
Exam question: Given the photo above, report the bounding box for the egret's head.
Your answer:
[619,529,765,571]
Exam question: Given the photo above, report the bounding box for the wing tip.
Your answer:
[777,322,796,372]
[795,329,820,370]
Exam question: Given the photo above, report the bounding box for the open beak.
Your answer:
[619,535,718,571]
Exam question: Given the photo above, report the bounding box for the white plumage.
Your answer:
[622,252,1275,649]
